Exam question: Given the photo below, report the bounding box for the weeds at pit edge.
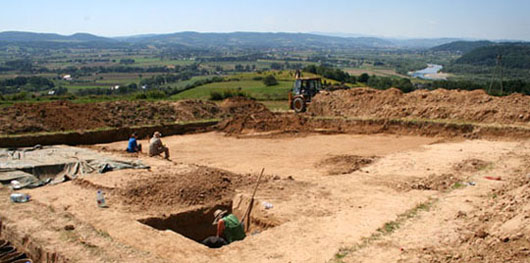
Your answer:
[331,199,437,262]
[451,182,466,190]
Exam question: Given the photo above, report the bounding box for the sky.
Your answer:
[1,0,529,40]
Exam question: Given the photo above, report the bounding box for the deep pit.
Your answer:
[139,196,281,248]
[139,203,232,244]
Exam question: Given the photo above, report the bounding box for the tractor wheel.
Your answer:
[292,97,306,113]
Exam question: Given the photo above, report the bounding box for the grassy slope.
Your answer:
[171,80,292,100]
[170,70,357,100]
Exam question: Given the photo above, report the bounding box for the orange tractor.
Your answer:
[288,77,322,113]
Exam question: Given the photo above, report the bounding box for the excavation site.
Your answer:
[0,89,529,263]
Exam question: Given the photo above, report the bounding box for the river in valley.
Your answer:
[409,64,447,80]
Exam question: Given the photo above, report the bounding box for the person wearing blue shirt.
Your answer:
[126,132,142,153]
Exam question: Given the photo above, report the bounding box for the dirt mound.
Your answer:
[219,96,269,115]
[218,113,308,135]
[72,178,115,192]
[308,88,530,125]
[217,98,308,134]
[173,100,222,120]
[316,155,377,175]
[118,165,262,209]
[0,100,222,135]
[453,158,491,172]
[404,173,462,191]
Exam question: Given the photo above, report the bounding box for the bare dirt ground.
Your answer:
[341,143,530,263]
[1,91,529,262]
[2,131,529,263]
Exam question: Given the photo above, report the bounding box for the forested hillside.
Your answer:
[455,43,530,69]
[430,41,493,53]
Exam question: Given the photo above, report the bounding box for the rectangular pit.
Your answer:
[139,203,232,243]
[139,195,281,247]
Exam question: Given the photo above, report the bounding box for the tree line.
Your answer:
[0,76,55,94]
[303,64,357,84]
[75,76,225,98]
[302,64,530,95]
[0,59,204,75]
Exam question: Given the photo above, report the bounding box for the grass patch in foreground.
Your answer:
[451,182,466,190]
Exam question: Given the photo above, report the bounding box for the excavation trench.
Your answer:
[0,121,218,148]
[0,219,53,263]
[138,195,281,248]
[0,241,32,263]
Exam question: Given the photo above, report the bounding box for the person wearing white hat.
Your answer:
[202,209,246,248]
[148,131,169,159]
[213,209,246,243]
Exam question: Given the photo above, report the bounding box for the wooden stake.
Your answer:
[241,168,265,232]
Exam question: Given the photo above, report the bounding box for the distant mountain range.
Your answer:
[0,31,114,42]
[115,31,395,49]
[0,31,466,50]
[0,31,526,52]
[312,32,463,49]
[388,38,463,49]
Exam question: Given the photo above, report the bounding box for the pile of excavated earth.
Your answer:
[309,88,530,124]
[117,165,264,210]
[2,88,528,136]
[0,100,222,135]
[217,98,307,134]
[316,155,378,175]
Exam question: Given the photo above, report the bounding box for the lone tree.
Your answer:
[263,75,278,86]
[359,73,370,83]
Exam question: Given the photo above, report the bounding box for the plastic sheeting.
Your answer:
[52,159,149,184]
[0,145,149,189]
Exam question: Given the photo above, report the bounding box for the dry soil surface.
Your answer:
[2,132,528,262]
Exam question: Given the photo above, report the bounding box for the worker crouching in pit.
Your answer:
[202,209,246,248]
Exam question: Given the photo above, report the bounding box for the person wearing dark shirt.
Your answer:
[126,132,142,153]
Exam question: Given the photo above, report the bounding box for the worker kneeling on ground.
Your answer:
[126,132,142,153]
[202,209,246,248]
[148,131,169,159]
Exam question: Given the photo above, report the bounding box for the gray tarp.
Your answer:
[51,159,149,184]
[0,145,149,189]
